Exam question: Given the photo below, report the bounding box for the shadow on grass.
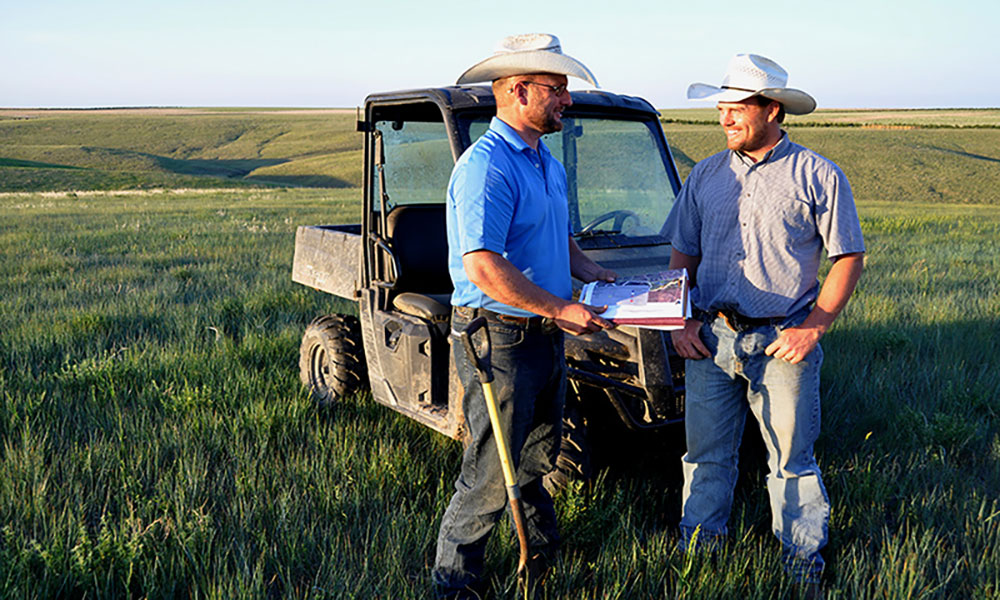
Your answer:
[922,145,1000,164]
[0,156,83,169]
[69,146,289,178]
[91,148,354,188]
[2,147,357,191]
[150,153,287,178]
[666,144,696,172]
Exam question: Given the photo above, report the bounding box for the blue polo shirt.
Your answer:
[446,117,572,317]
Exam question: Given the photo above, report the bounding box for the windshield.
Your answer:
[464,115,677,247]
[372,118,452,209]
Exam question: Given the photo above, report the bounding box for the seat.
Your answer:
[384,204,453,324]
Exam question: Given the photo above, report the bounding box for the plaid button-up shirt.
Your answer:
[666,133,865,319]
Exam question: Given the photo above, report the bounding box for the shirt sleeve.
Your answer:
[451,151,515,256]
[665,167,703,257]
[815,164,866,259]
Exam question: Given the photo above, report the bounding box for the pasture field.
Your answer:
[0,108,361,192]
[664,123,1000,205]
[1,109,999,598]
[3,107,999,205]
[659,107,1000,128]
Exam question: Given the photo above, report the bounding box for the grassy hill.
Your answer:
[660,108,1000,205]
[0,109,362,192]
[664,123,1000,205]
[659,107,1000,127]
[3,107,999,205]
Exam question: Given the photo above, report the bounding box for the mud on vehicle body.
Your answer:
[293,86,686,487]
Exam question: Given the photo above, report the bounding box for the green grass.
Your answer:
[2,191,998,598]
[664,124,1000,205]
[659,108,1000,128]
[1,109,999,598]
[0,109,362,192]
[5,107,999,204]
[662,108,1000,206]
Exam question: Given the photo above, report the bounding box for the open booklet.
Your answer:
[580,269,691,330]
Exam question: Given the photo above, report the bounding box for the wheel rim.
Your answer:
[310,345,329,388]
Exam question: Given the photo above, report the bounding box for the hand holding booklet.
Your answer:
[580,269,691,330]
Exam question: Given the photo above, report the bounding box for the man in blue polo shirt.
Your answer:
[667,54,865,593]
[433,34,617,598]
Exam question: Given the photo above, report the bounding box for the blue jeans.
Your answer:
[433,310,565,594]
[679,313,829,583]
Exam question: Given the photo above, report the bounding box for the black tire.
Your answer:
[543,400,592,494]
[299,314,367,405]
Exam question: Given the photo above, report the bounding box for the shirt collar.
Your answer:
[733,130,790,167]
[490,116,550,157]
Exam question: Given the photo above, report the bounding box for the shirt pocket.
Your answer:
[778,195,816,245]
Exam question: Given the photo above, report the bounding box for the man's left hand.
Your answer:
[765,253,863,364]
[553,302,615,336]
[764,326,822,364]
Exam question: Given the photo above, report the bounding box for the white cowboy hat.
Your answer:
[457,33,598,87]
[687,54,816,115]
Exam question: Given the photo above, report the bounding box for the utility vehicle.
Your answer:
[292,86,686,486]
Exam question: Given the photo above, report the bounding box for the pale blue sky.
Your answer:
[2,0,996,109]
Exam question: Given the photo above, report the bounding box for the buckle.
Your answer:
[453,306,476,319]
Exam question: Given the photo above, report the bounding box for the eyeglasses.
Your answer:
[517,81,569,96]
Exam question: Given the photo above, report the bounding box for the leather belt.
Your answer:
[692,306,785,332]
[716,309,785,332]
[453,306,556,332]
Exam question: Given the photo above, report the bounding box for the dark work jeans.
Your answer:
[433,309,565,595]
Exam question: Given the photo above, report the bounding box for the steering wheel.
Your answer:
[579,210,641,234]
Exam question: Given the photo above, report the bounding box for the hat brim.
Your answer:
[457,50,598,87]
[687,82,816,115]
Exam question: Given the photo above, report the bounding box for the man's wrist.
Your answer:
[801,307,836,336]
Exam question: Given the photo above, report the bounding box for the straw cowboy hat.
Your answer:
[457,33,598,87]
[688,54,816,115]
